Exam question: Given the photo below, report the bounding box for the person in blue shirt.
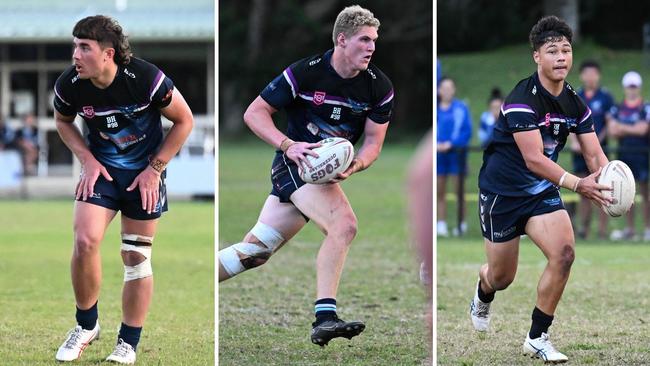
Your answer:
[437,76,472,237]
[478,88,503,149]
[569,60,614,240]
[469,16,611,362]
[608,71,650,241]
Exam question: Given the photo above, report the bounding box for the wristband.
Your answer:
[280,137,296,152]
[149,158,166,174]
[558,171,580,192]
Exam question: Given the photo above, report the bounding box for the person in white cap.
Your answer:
[608,71,650,241]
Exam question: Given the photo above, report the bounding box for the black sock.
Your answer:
[529,306,554,339]
[75,301,98,330]
[118,323,142,351]
[477,280,495,303]
[314,298,337,325]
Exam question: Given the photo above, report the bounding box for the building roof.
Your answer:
[0,0,214,42]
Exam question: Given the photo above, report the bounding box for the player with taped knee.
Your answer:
[219,222,283,278]
[219,5,393,347]
[53,15,193,364]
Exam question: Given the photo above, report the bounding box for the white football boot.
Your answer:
[106,338,137,364]
[55,322,100,361]
[469,280,491,331]
[523,332,568,363]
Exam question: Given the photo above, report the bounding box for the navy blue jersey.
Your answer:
[259,49,394,145]
[577,87,614,142]
[479,72,594,196]
[609,100,650,155]
[53,57,174,170]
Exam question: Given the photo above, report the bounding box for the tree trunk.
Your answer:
[544,0,580,41]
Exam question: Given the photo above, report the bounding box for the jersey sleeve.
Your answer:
[149,69,175,109]
[260,63,300,110]
[501,101,538,133]
[573,106,594,134]
[367,73,393,124]
[53,71,76,117]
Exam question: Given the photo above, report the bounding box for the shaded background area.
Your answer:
[219,0,433,139]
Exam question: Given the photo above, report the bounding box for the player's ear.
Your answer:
[104,47,116,62]
[336,32,346,48]
[532,50,540,65]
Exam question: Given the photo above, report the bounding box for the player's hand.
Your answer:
[575,167,613,207]
[76,157,113,201]
[126,166,161,214]
[330,158,364,183]
[437,141,452,152]
[285,141,322,168]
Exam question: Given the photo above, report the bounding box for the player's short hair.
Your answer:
[73,15,132,65]
[580,59,601,72]
[529,15,573,51]
[332,5,380,46]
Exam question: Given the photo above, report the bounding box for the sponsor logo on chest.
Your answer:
[82,106,95,118]
[313,91,326,105]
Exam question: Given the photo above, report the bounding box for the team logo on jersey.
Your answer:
[83,106,95,118]
[313,91,326,105]
[544,113,551,127]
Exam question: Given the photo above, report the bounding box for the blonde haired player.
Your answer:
[219,5,394,346]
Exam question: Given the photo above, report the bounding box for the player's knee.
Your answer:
[219,222,284,277]
[555,245,575,274]
[73,231,102,257]
[121,233,153,281]
[330,214,358,244]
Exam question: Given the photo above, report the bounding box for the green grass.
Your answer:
[0,200,214,365]
[218,142,429,365]
[437,237,650,365]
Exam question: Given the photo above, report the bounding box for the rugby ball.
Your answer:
[299,137,354,184]
[598,160,635,217]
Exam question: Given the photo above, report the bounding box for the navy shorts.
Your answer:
[270,151,306,203]
[77,164,168,220]
[478,188,565,243]
[437,150,467,175]
[619,154,649,182]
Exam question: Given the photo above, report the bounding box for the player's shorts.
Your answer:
[270,151,306,203]
[478,188,565,243]
[437,150,467,175]
[619,153,649,182]
[77,164,168,220]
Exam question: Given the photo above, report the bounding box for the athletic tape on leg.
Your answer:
[219,222,285,277]
[121,234,153,282]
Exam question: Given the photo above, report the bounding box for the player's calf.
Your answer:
[219,222,284,279]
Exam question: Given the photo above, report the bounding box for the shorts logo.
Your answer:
[83,106,95,118]
[543,197,561,206]
[313,91,326,105]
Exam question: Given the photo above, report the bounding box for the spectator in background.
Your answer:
[15,113,39,176]
[478,88,503,149]
[570,60,614,240]
[0,117,16,150]
[437,76,472,237]
[608,71,650,241]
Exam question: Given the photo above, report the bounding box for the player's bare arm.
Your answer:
[244,96,321,167]
[126,88,193,214]
[576,131,608,172]
[55,110,113,201]
[513,129,610,206]
[332,118,389,182]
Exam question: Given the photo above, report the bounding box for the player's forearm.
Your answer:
[153,118,193,164]
[354,140,383,169]
[243,100,286,149]
[55,120,95,164]
[523,152,569,186]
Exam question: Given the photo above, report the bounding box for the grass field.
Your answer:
[218,142,430,365]
[438,236,650,365]
[0,200,214,365]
